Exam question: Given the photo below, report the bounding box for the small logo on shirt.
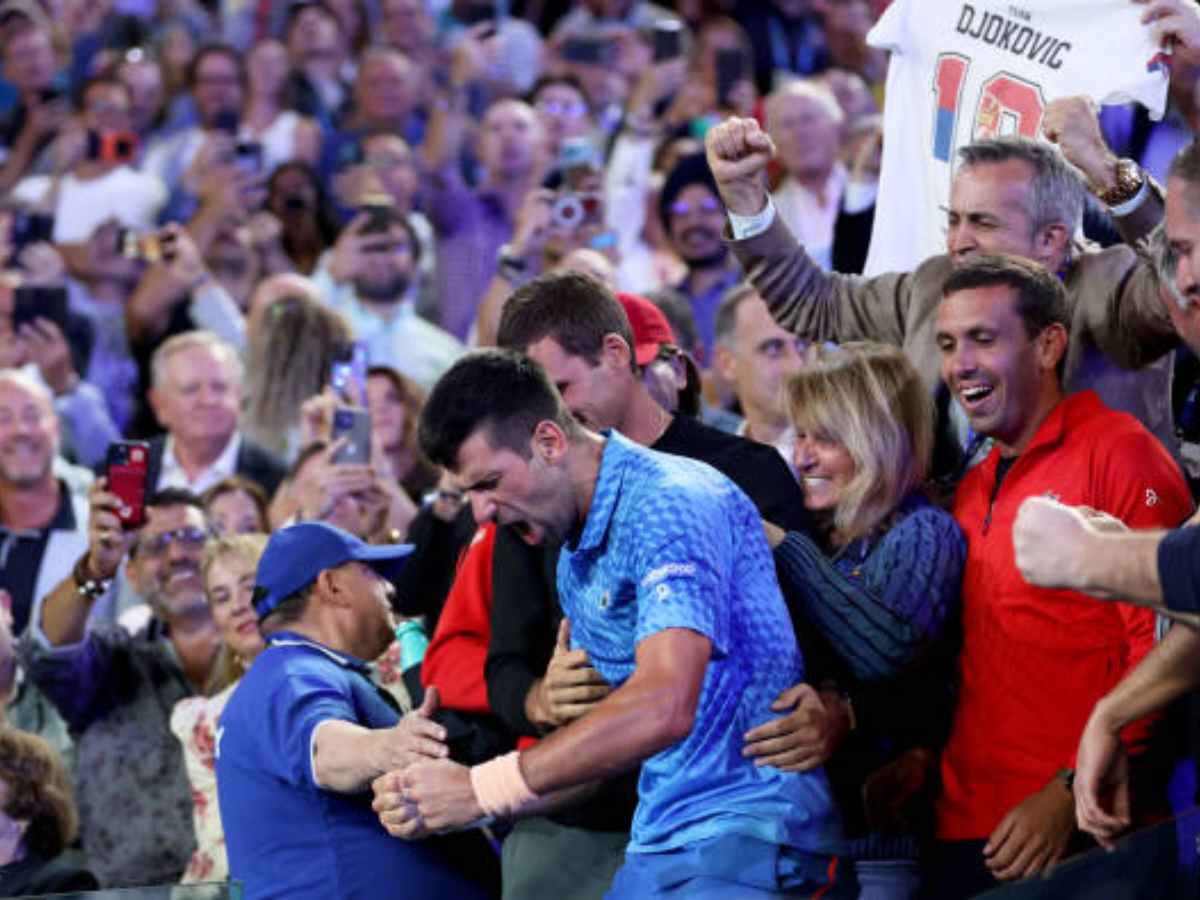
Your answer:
[1145,489,1160,508]
[641,562,696,587]
[655,583,671,602]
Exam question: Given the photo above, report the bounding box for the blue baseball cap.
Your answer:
[252,522,413,620]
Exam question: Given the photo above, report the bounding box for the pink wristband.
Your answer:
[469,751,539,818]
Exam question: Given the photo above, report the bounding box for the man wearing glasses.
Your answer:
[18,486,218,888]
[649,153,746,367]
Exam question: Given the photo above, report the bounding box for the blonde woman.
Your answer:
[755,343,965,899]
[242,288,354,463]
[170,534,268,884]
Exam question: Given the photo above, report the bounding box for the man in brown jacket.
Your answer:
[704,114,1178,476]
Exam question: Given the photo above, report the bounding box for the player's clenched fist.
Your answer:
[704,117,777,217]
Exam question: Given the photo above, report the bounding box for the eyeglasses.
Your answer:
[137,526,209,557]
[669,197,722,217]
[422,488,465,508]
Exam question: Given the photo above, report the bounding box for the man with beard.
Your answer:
[317,209,463,391]
[649,153,746,368]
[0,371,89,635]
[19,488,220,886]
[217,522,497,900]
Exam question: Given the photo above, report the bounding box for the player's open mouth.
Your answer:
[512,521,544,545]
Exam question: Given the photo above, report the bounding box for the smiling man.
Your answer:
[374,348,851,898]
[705,116,1178,477]
[19,487,220,886]
[925,255,1192,896]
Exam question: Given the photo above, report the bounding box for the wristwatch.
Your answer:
[72,552,108,601]
[1095,158,1144,208]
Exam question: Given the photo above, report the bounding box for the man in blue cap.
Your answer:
[214,521,497,900]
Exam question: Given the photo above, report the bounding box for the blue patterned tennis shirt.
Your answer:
[558,430,843,857]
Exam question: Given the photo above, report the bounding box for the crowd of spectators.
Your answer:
[3,0,1200,897]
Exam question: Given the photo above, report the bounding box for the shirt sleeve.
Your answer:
[773,505,965,681]
[865,0,910,54]
[263,666,361,788]
[633,491,734,655]
[1157,526,1200,617]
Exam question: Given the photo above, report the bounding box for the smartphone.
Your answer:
[652,22,683,62]
[715,47,747,108]
[562,36,616,66]
[359,199,393,234]
[106,441,152,530]
[331,407,372,465]
[233,141,263,176]
[330,341,369,406]
[86,130,140,165]
[11,286,69,333]
[9,211,55,253]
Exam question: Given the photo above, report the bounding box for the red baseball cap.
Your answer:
[617,292,676,366]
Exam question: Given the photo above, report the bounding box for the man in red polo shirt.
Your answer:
[929,254,1192,897]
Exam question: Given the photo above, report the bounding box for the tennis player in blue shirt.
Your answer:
[373,349,850,898]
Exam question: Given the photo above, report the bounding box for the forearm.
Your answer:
[39,572,96,646]
[1091,625,1200,734]
[517,667,695,795]
[1078,531,1166,605]
[421,96,467,174]
[312,720,403,792]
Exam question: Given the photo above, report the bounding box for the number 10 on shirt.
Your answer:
[932,52,1047,163]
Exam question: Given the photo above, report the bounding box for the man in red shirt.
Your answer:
[929,255,1192,897]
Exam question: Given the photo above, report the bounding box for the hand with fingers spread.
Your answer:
[385,686,450,771]
[742,683,851,772]
[983,778,1076,881]
[525,619,611,731]
[1073,706,1131,848]
[294,443,377,523]
[703,117,777,216]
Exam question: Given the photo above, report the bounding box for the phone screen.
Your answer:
[330,342,369,406]
[11,286,69,333]
[331,407,372,465]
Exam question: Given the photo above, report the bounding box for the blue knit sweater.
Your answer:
[774,492,966,682]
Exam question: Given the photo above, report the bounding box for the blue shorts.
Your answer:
[604,834,855,899]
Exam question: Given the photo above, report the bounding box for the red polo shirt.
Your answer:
[937,391,1192,840]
